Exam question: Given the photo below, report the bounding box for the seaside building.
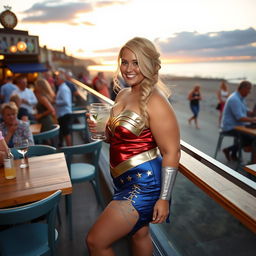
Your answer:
[0,6,93,84]
[0,6,47,84]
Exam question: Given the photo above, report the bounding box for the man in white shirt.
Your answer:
[12,75,37,121]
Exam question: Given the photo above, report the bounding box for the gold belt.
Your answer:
[110,148,160,178]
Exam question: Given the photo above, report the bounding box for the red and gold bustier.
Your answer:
[107,110,158,177]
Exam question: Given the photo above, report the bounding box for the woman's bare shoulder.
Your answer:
[115,87,130,101]
[148,88,169,105]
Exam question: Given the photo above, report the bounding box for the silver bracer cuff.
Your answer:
[159,166,178,200]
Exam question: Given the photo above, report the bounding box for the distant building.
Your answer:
[0,6,95,84]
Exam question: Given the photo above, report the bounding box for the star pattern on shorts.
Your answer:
[147,170,152,176]
[127,175,132,181]
[136,172,142,178]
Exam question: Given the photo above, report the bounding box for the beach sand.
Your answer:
[161,75,255,169]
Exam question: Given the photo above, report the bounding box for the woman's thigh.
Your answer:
[88,200,139,247]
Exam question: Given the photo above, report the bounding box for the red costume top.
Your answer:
[107,110,157,169]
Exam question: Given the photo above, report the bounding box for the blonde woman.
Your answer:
[86,37,180,256]
[217,80,229,126]
[34,78,56,132]
[0,102,34,147]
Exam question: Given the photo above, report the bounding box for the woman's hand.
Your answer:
[86,113,97,133]
[151,199,169,224]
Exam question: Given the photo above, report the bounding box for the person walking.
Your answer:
[216,80,229,126]
[187,85,202,129]
[86,37,180,256]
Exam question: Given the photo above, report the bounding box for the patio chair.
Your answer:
[0,190,61,256]
[60,140,103,239]
[11,144,57,159]
[33,124,60,146]
[70,109,88,143]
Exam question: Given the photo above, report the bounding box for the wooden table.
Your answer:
[235,125,256,137]
[243,164,256,176]
[30,123,42,134]
[235,125,256,163]
[0,153,72,208]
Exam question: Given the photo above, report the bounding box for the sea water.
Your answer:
[160,61,256,84]
[89,61,256,84]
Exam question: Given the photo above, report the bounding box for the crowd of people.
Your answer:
[0,66,124,151]
[0,69,86,149]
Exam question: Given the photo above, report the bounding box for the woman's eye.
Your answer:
[121,60,127,65]
[133,61,138,66]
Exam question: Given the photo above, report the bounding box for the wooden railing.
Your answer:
[71,78,256,233]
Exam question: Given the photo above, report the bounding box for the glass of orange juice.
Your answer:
[4,152,16,179]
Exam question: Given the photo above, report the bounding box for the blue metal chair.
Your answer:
[33,124,60,146]
[60,140,103,239]
[70,109,88,142]
[0,190,61,256]
[214,129,238,159]
[11,145,57,159]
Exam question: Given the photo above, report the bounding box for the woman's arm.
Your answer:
[147,90,181,224]
[148,91,180,167]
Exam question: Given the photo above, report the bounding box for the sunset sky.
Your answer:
[2,0,256,64]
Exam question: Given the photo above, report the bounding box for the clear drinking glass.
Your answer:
[89,103,111,140]
[14,139,29,168]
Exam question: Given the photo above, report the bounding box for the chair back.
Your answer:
[60,140,102,173]
[33,124,60,144]
[0,190,61,225]
[11,145,57,159]
[0,190,61,255]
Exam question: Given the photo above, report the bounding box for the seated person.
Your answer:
[221,81,256,162]
[0,102,34,148]
[10,94,30,122]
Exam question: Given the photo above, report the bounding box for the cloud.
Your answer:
[95,1,127,8]
[21,0,127,24]
[22,0,93,23]
[155,28,256,59]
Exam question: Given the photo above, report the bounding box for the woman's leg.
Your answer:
[131,226,153,256]
[86,200,139,256]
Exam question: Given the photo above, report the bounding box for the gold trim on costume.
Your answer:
[108,110,145,136]
[111,148,159,178]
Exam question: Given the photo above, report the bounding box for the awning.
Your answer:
[6,63,48,73]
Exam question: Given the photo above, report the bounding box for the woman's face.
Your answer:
[120,48,145,87]
[3,108,17,126]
